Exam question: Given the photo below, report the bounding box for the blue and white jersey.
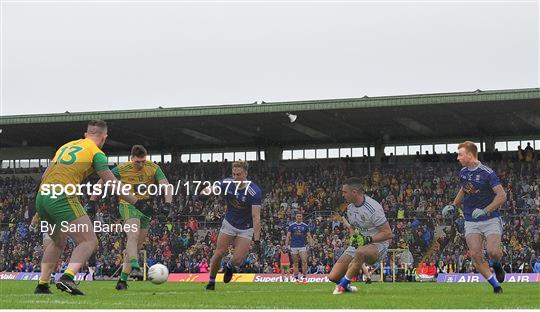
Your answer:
[288,222,310,248]
[459,163,501,222]
[346,195,390,245]
[218,178,262,230]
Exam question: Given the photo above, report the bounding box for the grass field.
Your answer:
[0,280,539,309]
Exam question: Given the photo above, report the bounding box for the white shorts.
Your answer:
[344,242,389,264]
[290,246,307,255]
[465,217,503,237]
[220,219,254,240]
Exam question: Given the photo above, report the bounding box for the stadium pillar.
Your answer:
[374,141,384,164]
[264,146,282,168]
[171,150,182,164]
[484,137,496,152]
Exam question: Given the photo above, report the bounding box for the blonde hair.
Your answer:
[232,161,249,172]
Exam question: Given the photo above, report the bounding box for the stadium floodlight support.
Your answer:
[380,248,409,283]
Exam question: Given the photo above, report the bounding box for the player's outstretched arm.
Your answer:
[341,216,355,236]
[29,213,40,232]
[485,185,507,213]
[90,178,104,201]
[252,205,261,254]
[372,222,394,243]
[89,171,121,200]
[252,205,261,241]
[472,185,507,219]
[90,164,121,201]
[307,232,315,247]
[453,187,465,207]
[96,169,139,205]
[351,221,394,247]
[443,187,464,217]
[158,178,173,205]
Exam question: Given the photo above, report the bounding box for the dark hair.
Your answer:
[343,177,364,192]
[131,145,148,158]
[87,119,107,133]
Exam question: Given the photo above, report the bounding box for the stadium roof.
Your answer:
[1,88,539,154]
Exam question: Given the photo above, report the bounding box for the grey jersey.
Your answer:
[346,195,390,244]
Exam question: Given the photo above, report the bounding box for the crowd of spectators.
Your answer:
[0,152,539,280]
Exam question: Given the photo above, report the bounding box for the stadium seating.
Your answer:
[0,156,538,278]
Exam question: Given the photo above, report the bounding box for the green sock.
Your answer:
[130,258,140,269]
[120,271,129,282]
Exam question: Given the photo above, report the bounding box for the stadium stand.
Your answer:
[1,88,539,280]
[0,154,538,279]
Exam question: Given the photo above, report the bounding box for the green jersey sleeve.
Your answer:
[111,166,121,179]
[92,152,109,172]
[154,166,166,181]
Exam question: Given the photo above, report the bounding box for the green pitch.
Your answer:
[0,281,539,309]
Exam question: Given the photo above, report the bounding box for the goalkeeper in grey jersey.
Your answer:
[329,177,394,295]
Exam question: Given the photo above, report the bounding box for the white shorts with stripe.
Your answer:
[219,219,254,240]
[290,246,307,254]
[464,217,503,237]
[344,242,389,264]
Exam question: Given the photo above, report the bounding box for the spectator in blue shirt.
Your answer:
[534,257,540,273]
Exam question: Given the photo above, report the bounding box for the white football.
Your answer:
[147,263,169,284]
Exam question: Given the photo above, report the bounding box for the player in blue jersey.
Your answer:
[285,213,314,284]
[442,141,507,294]
[204,161,262,290]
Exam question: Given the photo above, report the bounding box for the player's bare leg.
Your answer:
[57,215,98,295]
[137,228,148,250]
[329,253,359,292]
[231,236,251,266]
[35,229,66,294]
[299,250,309,283]
[130,227,148,276]
[207,232,235,290]
[116,218,141,290]
[224,236,251,283]
[328,254,353,283]
[345,245,378,280]
[362,263,372,284]
[42,237,56,284]
[486,234,505,283]
[466,234,502,293]
[291,253,300,281]
[131,227,148,278]
[334,245,378,295]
